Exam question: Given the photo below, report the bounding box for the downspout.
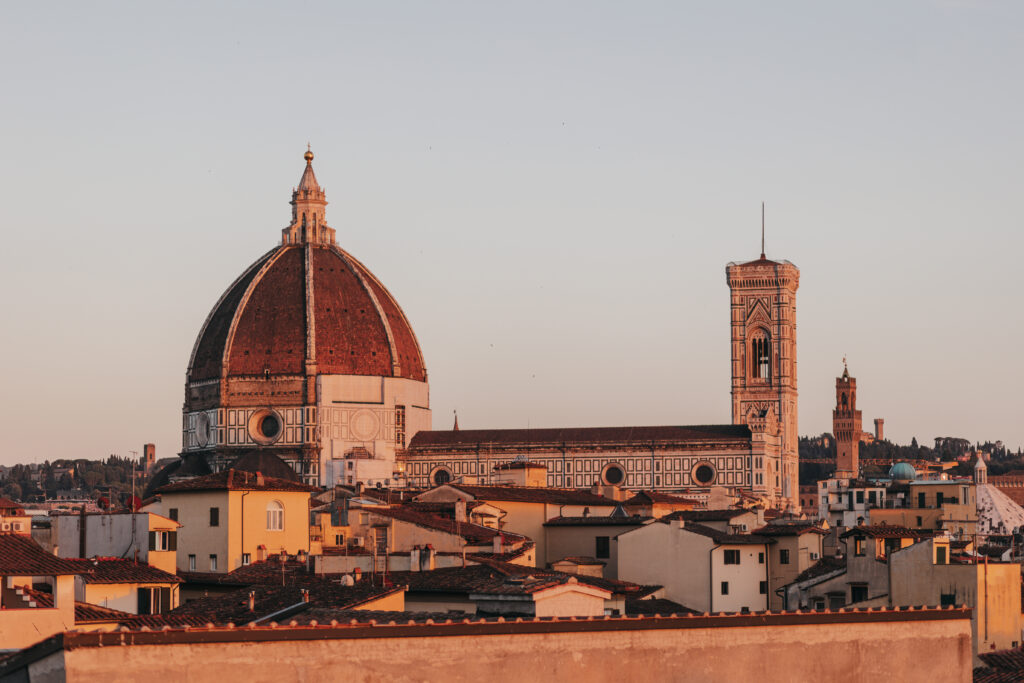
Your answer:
[240,490,250,568]
[710,543,720,612]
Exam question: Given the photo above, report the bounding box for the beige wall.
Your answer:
[156,489,310,572]
[544,524,640,579]
[889,538,1022,661]
[766,533,823,610]
[79,582,179,615]
[29,612,973,682]
[618,522,713,611]
[0,574,76,651]
[531,586,608,618]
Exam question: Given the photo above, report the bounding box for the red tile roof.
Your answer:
[543,515,651,527]
[155,469,318,494]
[64,557,182,585]
[660,509,752,523]
[680,522,775,546]
[753,522,827,537]
[408,425,751,451]
[839,525,936,540]
[0,497,25,514]
[167,581,403,625]
[0,533,86,575]
[626,598,698,616]
[794,556,847,583]
[432,484,618,506]
[624,491,701,506]
[358,505,526,545]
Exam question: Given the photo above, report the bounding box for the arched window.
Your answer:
[750,333,771,380]
[266,501,284,531]
[842,393,849,409]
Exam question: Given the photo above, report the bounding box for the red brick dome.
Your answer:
[186,152,426,385]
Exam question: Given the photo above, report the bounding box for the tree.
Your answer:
[911,437,918,449]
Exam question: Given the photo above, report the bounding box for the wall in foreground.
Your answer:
[9,609,973,683]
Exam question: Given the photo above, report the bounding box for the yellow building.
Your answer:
[152,469,316,573]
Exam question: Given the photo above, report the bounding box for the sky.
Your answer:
[1,1,1022,466]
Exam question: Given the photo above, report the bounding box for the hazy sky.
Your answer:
[2,1,1022,466]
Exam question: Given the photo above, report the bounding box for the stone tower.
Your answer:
[726,253,800,505]
[833,362,862,479]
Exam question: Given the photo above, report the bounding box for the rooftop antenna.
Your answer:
[761,202,766,259]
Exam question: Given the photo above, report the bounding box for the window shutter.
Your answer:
[138,588,151,615]
[169,531,177,551]
[148,531,156,551]
[159,587,171,613]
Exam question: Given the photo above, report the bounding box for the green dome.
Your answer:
[889,462,917,481]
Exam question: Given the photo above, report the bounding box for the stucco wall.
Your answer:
[156,489,310,572]
[544,524,639,578]
[618,522,712,611]
[32,612,973,683]
[0,575,76,651]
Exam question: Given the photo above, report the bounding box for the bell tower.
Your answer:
[833,361,862,479]
[726,253,800,506]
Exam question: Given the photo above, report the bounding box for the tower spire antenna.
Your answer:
[761,201,765,259]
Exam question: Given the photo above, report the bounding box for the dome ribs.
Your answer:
[227,247,307,376]
[357,260,427,382]
[188,249,277,383]
[311,247,392,376]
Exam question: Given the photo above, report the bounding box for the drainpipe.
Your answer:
[240,490,250,569]
[710,543,720,612]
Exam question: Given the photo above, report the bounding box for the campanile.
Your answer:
[726,253,800,505]
[833,362,862,479]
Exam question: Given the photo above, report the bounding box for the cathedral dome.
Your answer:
[186,152,426,385]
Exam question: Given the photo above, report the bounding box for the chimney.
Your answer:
[423,544,435,571]
[301,588,309,603]
[353,567,362,583]
[248,591,256,612]
[410,545,421,572]
[455,500,467,523]
[256,471,265,487]
[492,534,503,555]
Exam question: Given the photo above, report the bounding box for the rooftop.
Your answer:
[408,425,752,451]
[544,515,652,527]
[355,505,527,545]
[428,484,619,507]
[63,557,182,585]
[0,533,87,575]
[155,469,318,494]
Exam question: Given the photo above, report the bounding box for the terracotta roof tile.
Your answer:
[543,515,651,527]
[624,491,701,506]
[429,484,618,506]
[358,505,526,545]
[753,522,827,537]
[0,533,86,575]
[680,522,775,545]
[63,558,182,585]
[839,525,937,539]
[409,425,751,451]
[659,509,752,523]
[626,598,698,616]
[794,556,846,583]
[155,469,318,494]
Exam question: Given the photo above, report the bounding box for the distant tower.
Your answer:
[726,250,800,505]
[874,418,884,442]
[833,362,862,479]
[142,444,156,473]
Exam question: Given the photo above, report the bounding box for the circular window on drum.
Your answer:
[601,463,626,486]
[431,467,452,487]
[691,461,717,486]
[248,409,284,445]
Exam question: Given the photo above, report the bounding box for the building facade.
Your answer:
[725,255,800,504]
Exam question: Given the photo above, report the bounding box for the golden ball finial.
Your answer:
[304,143,313,163]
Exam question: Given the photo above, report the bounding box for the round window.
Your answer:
[259,414,280,439]
[693,463,716,486]
[247,409,283,445]
[603,464,625,485]
[433,469,452,486]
